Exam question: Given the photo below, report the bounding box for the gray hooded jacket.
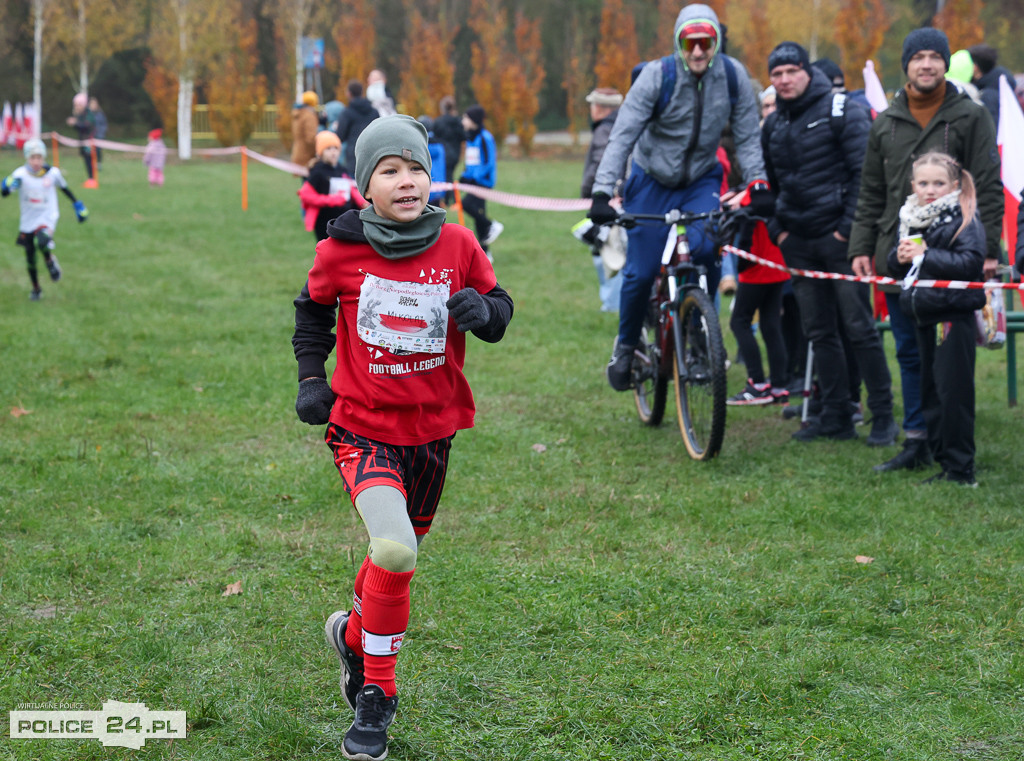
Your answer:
[591,4,764,198]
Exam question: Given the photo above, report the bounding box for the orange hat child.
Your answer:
[315,131,341,158]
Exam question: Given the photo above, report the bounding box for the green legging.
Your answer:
[354,485,422,573]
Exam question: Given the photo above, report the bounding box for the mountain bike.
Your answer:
[615,208,729,461]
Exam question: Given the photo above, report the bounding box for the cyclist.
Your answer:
[588,3,771,391]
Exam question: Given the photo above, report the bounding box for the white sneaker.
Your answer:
[482,221,504,245]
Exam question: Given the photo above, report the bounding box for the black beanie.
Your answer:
[768,41,811,74]
[901,28,950,73]
[812,57,845,87]
[465,105,485,127]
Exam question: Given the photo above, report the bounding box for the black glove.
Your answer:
[295,377,334,425]
[580,224,601,245]
[587,192,618,225]
[446,288,491,332]
[747,181,775,218]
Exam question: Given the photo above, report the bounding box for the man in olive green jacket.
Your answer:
[848,27,1001,474]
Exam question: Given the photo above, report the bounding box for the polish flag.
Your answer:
[22,103,35,140]
[862,60,888,115]
[998,75,1024,266]
[1,102,11,145]
[13,102,25,148]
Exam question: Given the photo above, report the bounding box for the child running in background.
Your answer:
[887,151,986,486]
[298,131,366,242]
[458,105,502,257]
[143,128,167,187]
[291,115,513,761]
[2,139,88,300]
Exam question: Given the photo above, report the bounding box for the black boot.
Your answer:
[873,437,932,472]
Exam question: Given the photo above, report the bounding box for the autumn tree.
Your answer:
[47,0,142,95]
[835,0,890,90]
[594,0,639,94]
[142,61,180,138]
[934,0,985,49]
[275,0,331,103]
[645,0,680,60]
[148,0,231,157]
[468,0,512,143]
[563,18,591,147]
[743,2,774,88]
[506,12,544,155]
[331,0,376,98]
[399,7,454,119]
[206,10,267,146]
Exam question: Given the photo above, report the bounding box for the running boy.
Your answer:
[887,151,986,486]
[291,115,513,761]
[2,139,88,300]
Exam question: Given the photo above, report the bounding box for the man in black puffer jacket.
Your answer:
[762,41,896,446]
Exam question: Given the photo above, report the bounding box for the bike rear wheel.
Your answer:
[633,303,668,425]
[673,288,727,460]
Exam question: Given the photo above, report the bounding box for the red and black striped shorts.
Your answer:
[324,423,453,535]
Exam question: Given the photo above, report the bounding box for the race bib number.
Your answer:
[464,145,481,167]
[357,274,450,355]
[328,177,352,201]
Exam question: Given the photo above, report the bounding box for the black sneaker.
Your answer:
[865,414,899,447]
[791,419,857,442]
[770,387,790,405]
[30,289,42,301]
[325,611,365,711]
[343,685,398,761]
[727,379,772,406]
[606,339,636,392]
[46,255,62,282]
[873,438,932,472]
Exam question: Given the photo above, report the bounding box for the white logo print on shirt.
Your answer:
[357,273,451,356]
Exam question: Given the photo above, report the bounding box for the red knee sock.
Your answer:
[345,555,372,655]
[359,560,415,697]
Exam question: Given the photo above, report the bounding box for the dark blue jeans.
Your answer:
[617,163,723,346]
[884,291,925,433]
[781,232,893,429]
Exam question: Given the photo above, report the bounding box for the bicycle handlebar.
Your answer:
[612,207,738,230]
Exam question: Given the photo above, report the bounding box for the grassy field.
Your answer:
[1,147,1023,761]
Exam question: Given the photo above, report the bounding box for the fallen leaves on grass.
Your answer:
[855,555,875,564]
[222,580,243,597]
[532,443,547,453]
[10,406,32,418]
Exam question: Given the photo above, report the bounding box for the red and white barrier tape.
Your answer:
[432,182,590,212]
[722,244,1024,291]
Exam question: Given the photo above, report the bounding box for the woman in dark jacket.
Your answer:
[887,151,985,486]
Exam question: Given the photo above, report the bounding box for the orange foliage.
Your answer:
[332,0,376,99]
[205,16,267,146]
[468,0,511,143]
[744,2,774,88]
[645,0,680,60]
[507,13,545,155]
[143,60,180,139]
[400,9,454,119]
[594,0,639,94]
[934,0,986,50]
[835,0,890,90]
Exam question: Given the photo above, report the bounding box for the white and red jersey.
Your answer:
[305,223,498,446]
[10,164,68,234]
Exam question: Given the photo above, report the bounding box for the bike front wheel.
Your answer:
[633,303,668,426]
[672,288,727,460]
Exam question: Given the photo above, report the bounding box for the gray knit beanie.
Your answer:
[354,114,432,198]
[901,28,950,73]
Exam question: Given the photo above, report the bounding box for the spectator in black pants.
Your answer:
[432,96,464,205]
